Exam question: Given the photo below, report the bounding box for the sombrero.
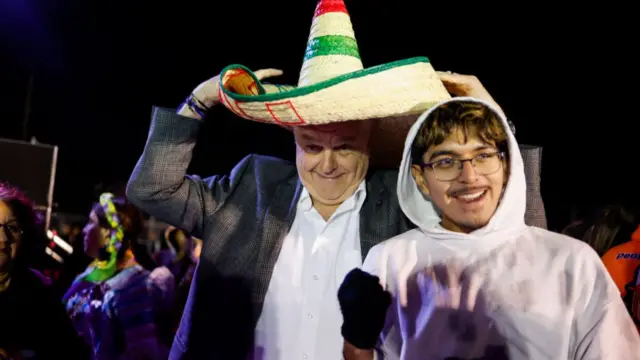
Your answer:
[218,0,451,167]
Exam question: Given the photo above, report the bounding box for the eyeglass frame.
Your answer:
[416,151,506,181]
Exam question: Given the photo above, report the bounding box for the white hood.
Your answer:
[397,97,527,239]
[362,97,640,360]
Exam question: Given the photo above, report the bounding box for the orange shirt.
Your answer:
[602,225,640,332]
[601,226,640,298]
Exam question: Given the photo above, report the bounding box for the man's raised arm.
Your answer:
[126,70,282,237]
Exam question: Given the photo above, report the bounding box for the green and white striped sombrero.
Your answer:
[218,0,450,166]
[219,0,450,125]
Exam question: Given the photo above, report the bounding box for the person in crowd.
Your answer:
[126,0,546,358]
[154,227,195,279]
[163,227,196,291]
[63,193,174,360]
[155,226,197,331]
[601,223,640,330]
[582,204,636,256]
[561,219,589,239]
[55,222,94,298]
[339,98,640,359]
[0,182,89,359]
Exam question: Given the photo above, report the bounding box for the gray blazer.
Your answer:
[126,107,415,359]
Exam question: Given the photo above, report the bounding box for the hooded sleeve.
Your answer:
[362,241,412,360]
[362,243,384,277]
[571,246,640,359]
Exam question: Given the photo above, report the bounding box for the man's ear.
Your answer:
[411,165,430,196]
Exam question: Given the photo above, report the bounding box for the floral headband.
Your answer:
[84,193,125,283]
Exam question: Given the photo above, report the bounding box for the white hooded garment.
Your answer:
[362,97,640,360]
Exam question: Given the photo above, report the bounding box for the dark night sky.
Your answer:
[0,0,635,230]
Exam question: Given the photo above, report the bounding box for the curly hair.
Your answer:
[411,101,510,165]
[0,183,42,270]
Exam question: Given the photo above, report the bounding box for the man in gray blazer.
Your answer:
[127,69,545,359]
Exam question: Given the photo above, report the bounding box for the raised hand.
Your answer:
[194,68,284,108]
[179,68,284,120]
[338,268,392,350]
[436,71,504,117]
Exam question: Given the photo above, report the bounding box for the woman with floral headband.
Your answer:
[63,194,175,360]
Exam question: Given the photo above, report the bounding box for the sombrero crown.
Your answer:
[218,0,451,165]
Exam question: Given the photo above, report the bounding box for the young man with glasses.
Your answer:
[338,98,640,359]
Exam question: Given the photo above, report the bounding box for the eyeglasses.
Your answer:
[418,152,505,181]
[0,222,23,239]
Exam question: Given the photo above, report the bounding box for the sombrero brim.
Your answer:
[219,56,451,126]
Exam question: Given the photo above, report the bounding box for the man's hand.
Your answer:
[178,68,283,120]
[436,71,504,117]
[338,268,391,351]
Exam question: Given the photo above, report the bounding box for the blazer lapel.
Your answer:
[359,172,389,261]
[252,176,302,307]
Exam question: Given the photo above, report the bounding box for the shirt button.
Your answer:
[308,313,314,319]
[313,274,319,280]
[303,353,308,359]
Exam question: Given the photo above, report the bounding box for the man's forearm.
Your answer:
[126,106,205,232]
[344,341,375,360]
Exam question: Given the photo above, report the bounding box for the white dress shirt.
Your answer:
[253,181,367,360]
